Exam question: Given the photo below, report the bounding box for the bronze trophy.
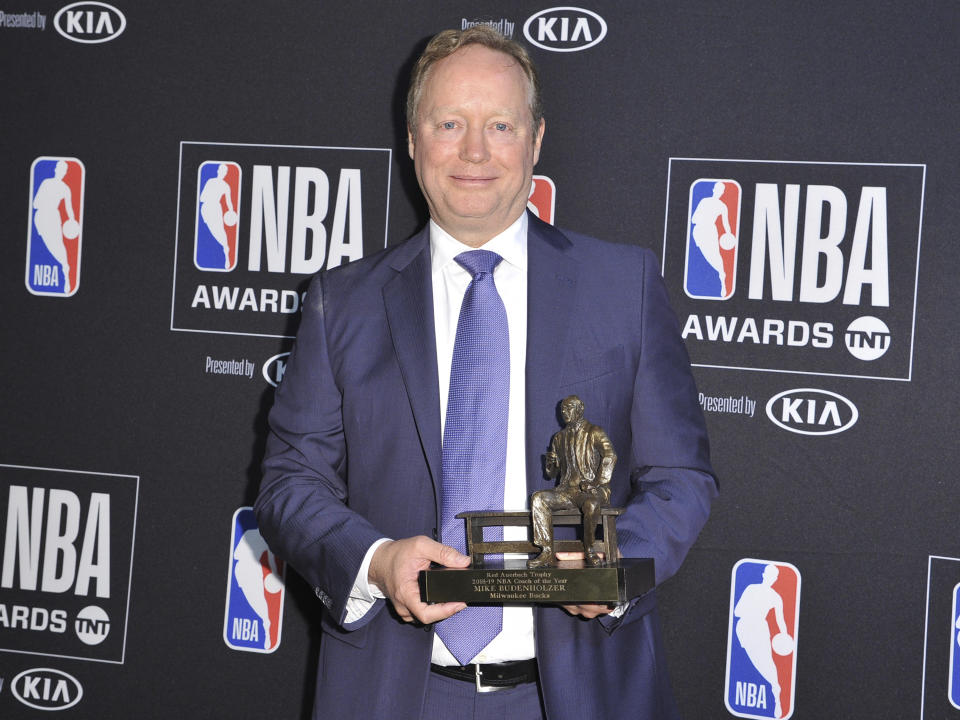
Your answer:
[419,396,654,604]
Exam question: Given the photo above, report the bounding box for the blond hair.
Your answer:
[406,26,543,135]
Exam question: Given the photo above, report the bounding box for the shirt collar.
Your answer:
[429,212,528,275]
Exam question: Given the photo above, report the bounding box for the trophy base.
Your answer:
[418,558,654,604]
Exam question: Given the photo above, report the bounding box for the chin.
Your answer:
[444,202,499,222]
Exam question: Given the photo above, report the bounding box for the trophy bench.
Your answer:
[455,508,624,565]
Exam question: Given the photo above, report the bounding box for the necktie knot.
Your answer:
[455,250,502,279]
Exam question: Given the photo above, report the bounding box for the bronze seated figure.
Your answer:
[528,395,616,568]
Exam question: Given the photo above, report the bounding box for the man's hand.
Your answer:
[555,549,618,618]
[560,602,615,619]
[368,536,470,624]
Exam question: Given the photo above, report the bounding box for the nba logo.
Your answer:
[684,178,741,300]
[195,161,241,271]
[528,175,556,225]
[950,583,960,709]
[725,559,801,720]
[26,157,85,296]
[223,507,285,653]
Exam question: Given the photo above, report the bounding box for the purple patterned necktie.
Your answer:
[436,250,509,665]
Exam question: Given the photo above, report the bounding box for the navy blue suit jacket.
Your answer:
[256,213,717,719]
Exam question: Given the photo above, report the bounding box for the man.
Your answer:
[255,26,717,720]
[530,395,616,568]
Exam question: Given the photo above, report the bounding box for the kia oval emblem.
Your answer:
[12,667,84,710]
[524,7,607,52]
[54,2,127,44]
[765,388,858,436]
[263,352,291,387]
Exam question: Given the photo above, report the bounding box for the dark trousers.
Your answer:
[421,671,545,720]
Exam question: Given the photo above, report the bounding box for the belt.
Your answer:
[430,659,538,691]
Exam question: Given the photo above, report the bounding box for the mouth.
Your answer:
[450,175,496,185]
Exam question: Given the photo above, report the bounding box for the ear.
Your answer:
[407,126,416,160]
[532,118,545,165]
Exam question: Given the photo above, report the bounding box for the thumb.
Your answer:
[433,541,471,568]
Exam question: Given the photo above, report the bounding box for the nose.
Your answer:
[458,125,490,164]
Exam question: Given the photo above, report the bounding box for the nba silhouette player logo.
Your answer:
[684,178,741,300]
[950,583,960,709]
[195,161,241,271]
[527,174,555,225]
[725,559,800,719]
[26,157,85,296]
[223,507,285,653]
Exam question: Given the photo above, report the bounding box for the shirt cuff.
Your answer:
[343,537,391,624]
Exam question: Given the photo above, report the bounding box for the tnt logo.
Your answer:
[26,157,84,297]
[223,507,285,653]
[527,175,555,225]
[950,583,960,709]
[725,559,800,720]
[75,605,110,645]
[685,179,741,300]
[195,161,242,271]
[845,315,891,361]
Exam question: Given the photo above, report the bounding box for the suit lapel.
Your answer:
[525,213,580,494]
[382,229,443,496]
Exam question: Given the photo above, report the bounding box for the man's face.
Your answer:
[408,44,545,247]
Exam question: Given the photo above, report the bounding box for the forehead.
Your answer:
[420,44,530,115]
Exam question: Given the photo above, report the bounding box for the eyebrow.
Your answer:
[428,106,522,118]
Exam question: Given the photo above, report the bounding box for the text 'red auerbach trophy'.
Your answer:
[419,395,654,604]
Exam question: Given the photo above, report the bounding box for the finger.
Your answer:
[431,541,471,568]
[561,604,588,617]
[561,603,613,619]
[555,551,609,562]
[395,577,466,624]
[413,601,468,625]
[578,606,611,619]
[391,599,414,623]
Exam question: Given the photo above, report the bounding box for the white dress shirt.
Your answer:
[345,213,535,665]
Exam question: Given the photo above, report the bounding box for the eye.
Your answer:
[440,121,457,130]
[494,122,509,131]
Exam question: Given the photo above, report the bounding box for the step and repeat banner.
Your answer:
[1,2,957,718]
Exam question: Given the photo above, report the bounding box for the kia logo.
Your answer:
[765,388,858,436]
[54,2,126,44]
[524,7,607,52]
[12,668,83,711]
[263,352,290,387]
